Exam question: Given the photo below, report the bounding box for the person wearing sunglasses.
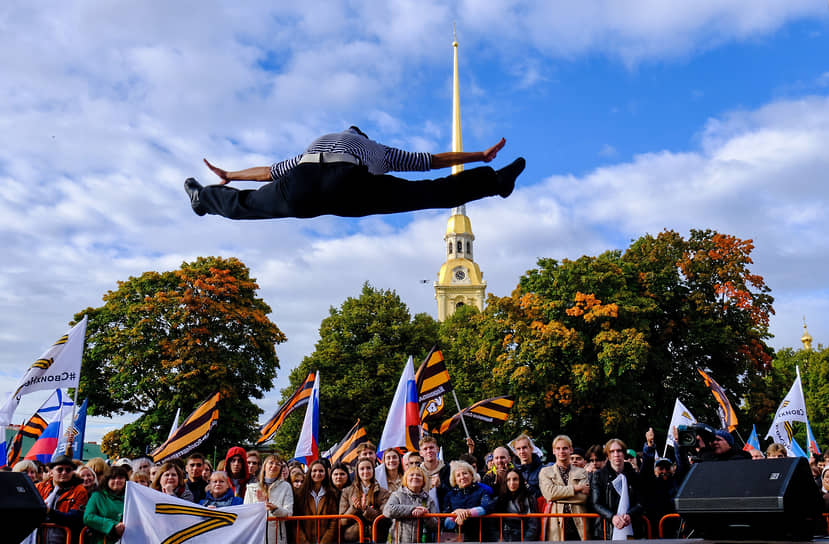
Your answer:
[36,455,89,544]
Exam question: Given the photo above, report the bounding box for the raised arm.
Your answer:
[203,159,272,184]
[430,138,506,170]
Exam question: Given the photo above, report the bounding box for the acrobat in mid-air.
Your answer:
[184,126,525,220]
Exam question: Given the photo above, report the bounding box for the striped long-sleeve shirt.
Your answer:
[270,128,433,180]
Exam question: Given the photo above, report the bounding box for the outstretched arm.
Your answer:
[430,138,505,170]
[203,159,272,184]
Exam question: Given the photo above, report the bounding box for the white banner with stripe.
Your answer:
[121,482,265,544]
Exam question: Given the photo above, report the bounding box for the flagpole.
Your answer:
[451,390,470,439]
[65,386,80,457]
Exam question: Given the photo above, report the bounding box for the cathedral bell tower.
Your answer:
[434,31,486,321]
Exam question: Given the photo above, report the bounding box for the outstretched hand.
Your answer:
[482,138,506,162]
[203,158,230,185]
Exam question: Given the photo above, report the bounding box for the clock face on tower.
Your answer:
[454,269,466,282]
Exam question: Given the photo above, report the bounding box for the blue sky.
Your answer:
[1,1,828,447]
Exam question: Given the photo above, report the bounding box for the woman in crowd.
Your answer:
[290,466,305,490]
[376,449,404,492]
[83,466,129,544]
[330,462,352,494]
[12,460,39,482]
[591,438,644,539]
[442,460,495,541]
[131,471,151,487]
[383,465,438,543]
[202,458,213,481]
[293,459,339,544]
[151,461,195,502]
[86,458,109,487]
[201,471,244,508]
[225,446,250,499]
[78,466,98,497]
[821,466,829,512]
[244,454,294,544]
[493,469,538,541]
[340,458,391,542]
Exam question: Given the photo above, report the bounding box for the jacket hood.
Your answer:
[224,446,249,483]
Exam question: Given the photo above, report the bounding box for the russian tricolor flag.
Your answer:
[294,371,319,465]
[379,356,421,455]
[25,390,70,464]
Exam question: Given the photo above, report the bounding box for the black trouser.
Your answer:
[198,162,501,220]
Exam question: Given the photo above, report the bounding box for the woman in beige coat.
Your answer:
[339,458,390,541]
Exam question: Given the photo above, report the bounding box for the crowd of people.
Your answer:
[8,426,829,543]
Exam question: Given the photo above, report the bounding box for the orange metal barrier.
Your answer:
[270,514,365,543]
[372,512,609,542]
[658,513,682,539]
[79,527,110,544]
[36,523,70,544]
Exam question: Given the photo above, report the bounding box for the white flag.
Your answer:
[0,316,87,426]
[765,367,811,453]
[121,481,265,544]
[665,398,697,454]
[167,407,181,440]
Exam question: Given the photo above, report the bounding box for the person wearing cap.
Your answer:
[185,127,525,220]
[36,455,89,544]
[699,429,751,462]
[640,427,682,531]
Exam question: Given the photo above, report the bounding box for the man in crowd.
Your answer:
[420,435,450,508]
[512,433,545,499]
[185,452,208,504]
[570,447,587,469]
[36,455,89,544]
[132,456,153,474]
[482,446,513,495]
[539,435,590,541]
[355,441,378,465]
[640,427,681,528]
[246,450,261,483]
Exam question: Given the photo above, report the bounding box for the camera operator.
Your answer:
[675,423,751,464]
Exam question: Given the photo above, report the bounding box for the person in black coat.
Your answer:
[590,439,645,540]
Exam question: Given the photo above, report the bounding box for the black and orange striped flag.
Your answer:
[257,372,316,444]
[415,346,453,425]
[432,395,514,435]
[323,419,368,465]
[151,392,222,463]
[6,413,48,466]
[696,368,738,432]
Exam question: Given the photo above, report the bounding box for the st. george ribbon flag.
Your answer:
[0,316,87,426]
[766,366,813,456]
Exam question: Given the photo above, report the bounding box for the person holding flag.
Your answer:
[36,455,89,544]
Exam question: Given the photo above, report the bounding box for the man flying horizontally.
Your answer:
[184,126,525,220]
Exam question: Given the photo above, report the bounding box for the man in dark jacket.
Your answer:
[511,434,545,499]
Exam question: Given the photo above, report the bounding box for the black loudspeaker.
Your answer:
[675,457,821,540]
[0,472,48,544]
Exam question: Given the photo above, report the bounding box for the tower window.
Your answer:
[447,242,453,254]
[457,241,463,253]
[466,241,471,256]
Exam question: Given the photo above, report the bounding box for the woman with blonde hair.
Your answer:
[85,457,109,486]
[441,460,495,541]
[78,465,98,496]
[383,465,439,543]
[12,459,39,482]
[244,454,293,544]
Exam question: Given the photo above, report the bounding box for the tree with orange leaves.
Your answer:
[438,229,773,449]
[73,256,285,457]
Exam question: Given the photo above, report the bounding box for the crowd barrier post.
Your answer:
[36,523,71,544]
[271,513,365,543]
[78,527,108,544]
[658,513,681,539]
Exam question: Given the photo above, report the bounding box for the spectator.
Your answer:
[700,430,751,462]
[202,458,213,481]
[83,466,129,544]
[590,439,644,540]
[571,448,587,469]
[293,460,339,544]
[640,427,681,528]
[331,462,352,493]
[36,455,89,544]
[77,466,97,497]
[355,441,378,465]
[201,471,244,508]
[376,448,404,492]
[539,434,590,541]
[493,469,538,541]
[132,457,152,474]
[510,433,545,499]
[130,471,151,487]
[383,465,439,544]
[585,445,606,473]
[185,453,208,503]
[442,460,495,541]
[247,450,262,483]
[245,454,293,544]
[420,435,450,508]
[767,443,787,459]
[12,459,39,482]
[225,446,250,499]
[402,452,422,471]
[458,453,482,481]
[151,461,195,502]
[482,446,513,495]
[820,467,829,512]
[85,458,109,487]
[290,466,305,490]
[748,449,765,460]
[340,458,390,542]
[149,464,160,483]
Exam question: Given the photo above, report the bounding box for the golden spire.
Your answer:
[801,317,813,351]
[451,23,465,215]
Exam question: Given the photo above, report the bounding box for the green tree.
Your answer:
[436,230,774,449]
[75,256,285,458]
[270,283,438,455]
